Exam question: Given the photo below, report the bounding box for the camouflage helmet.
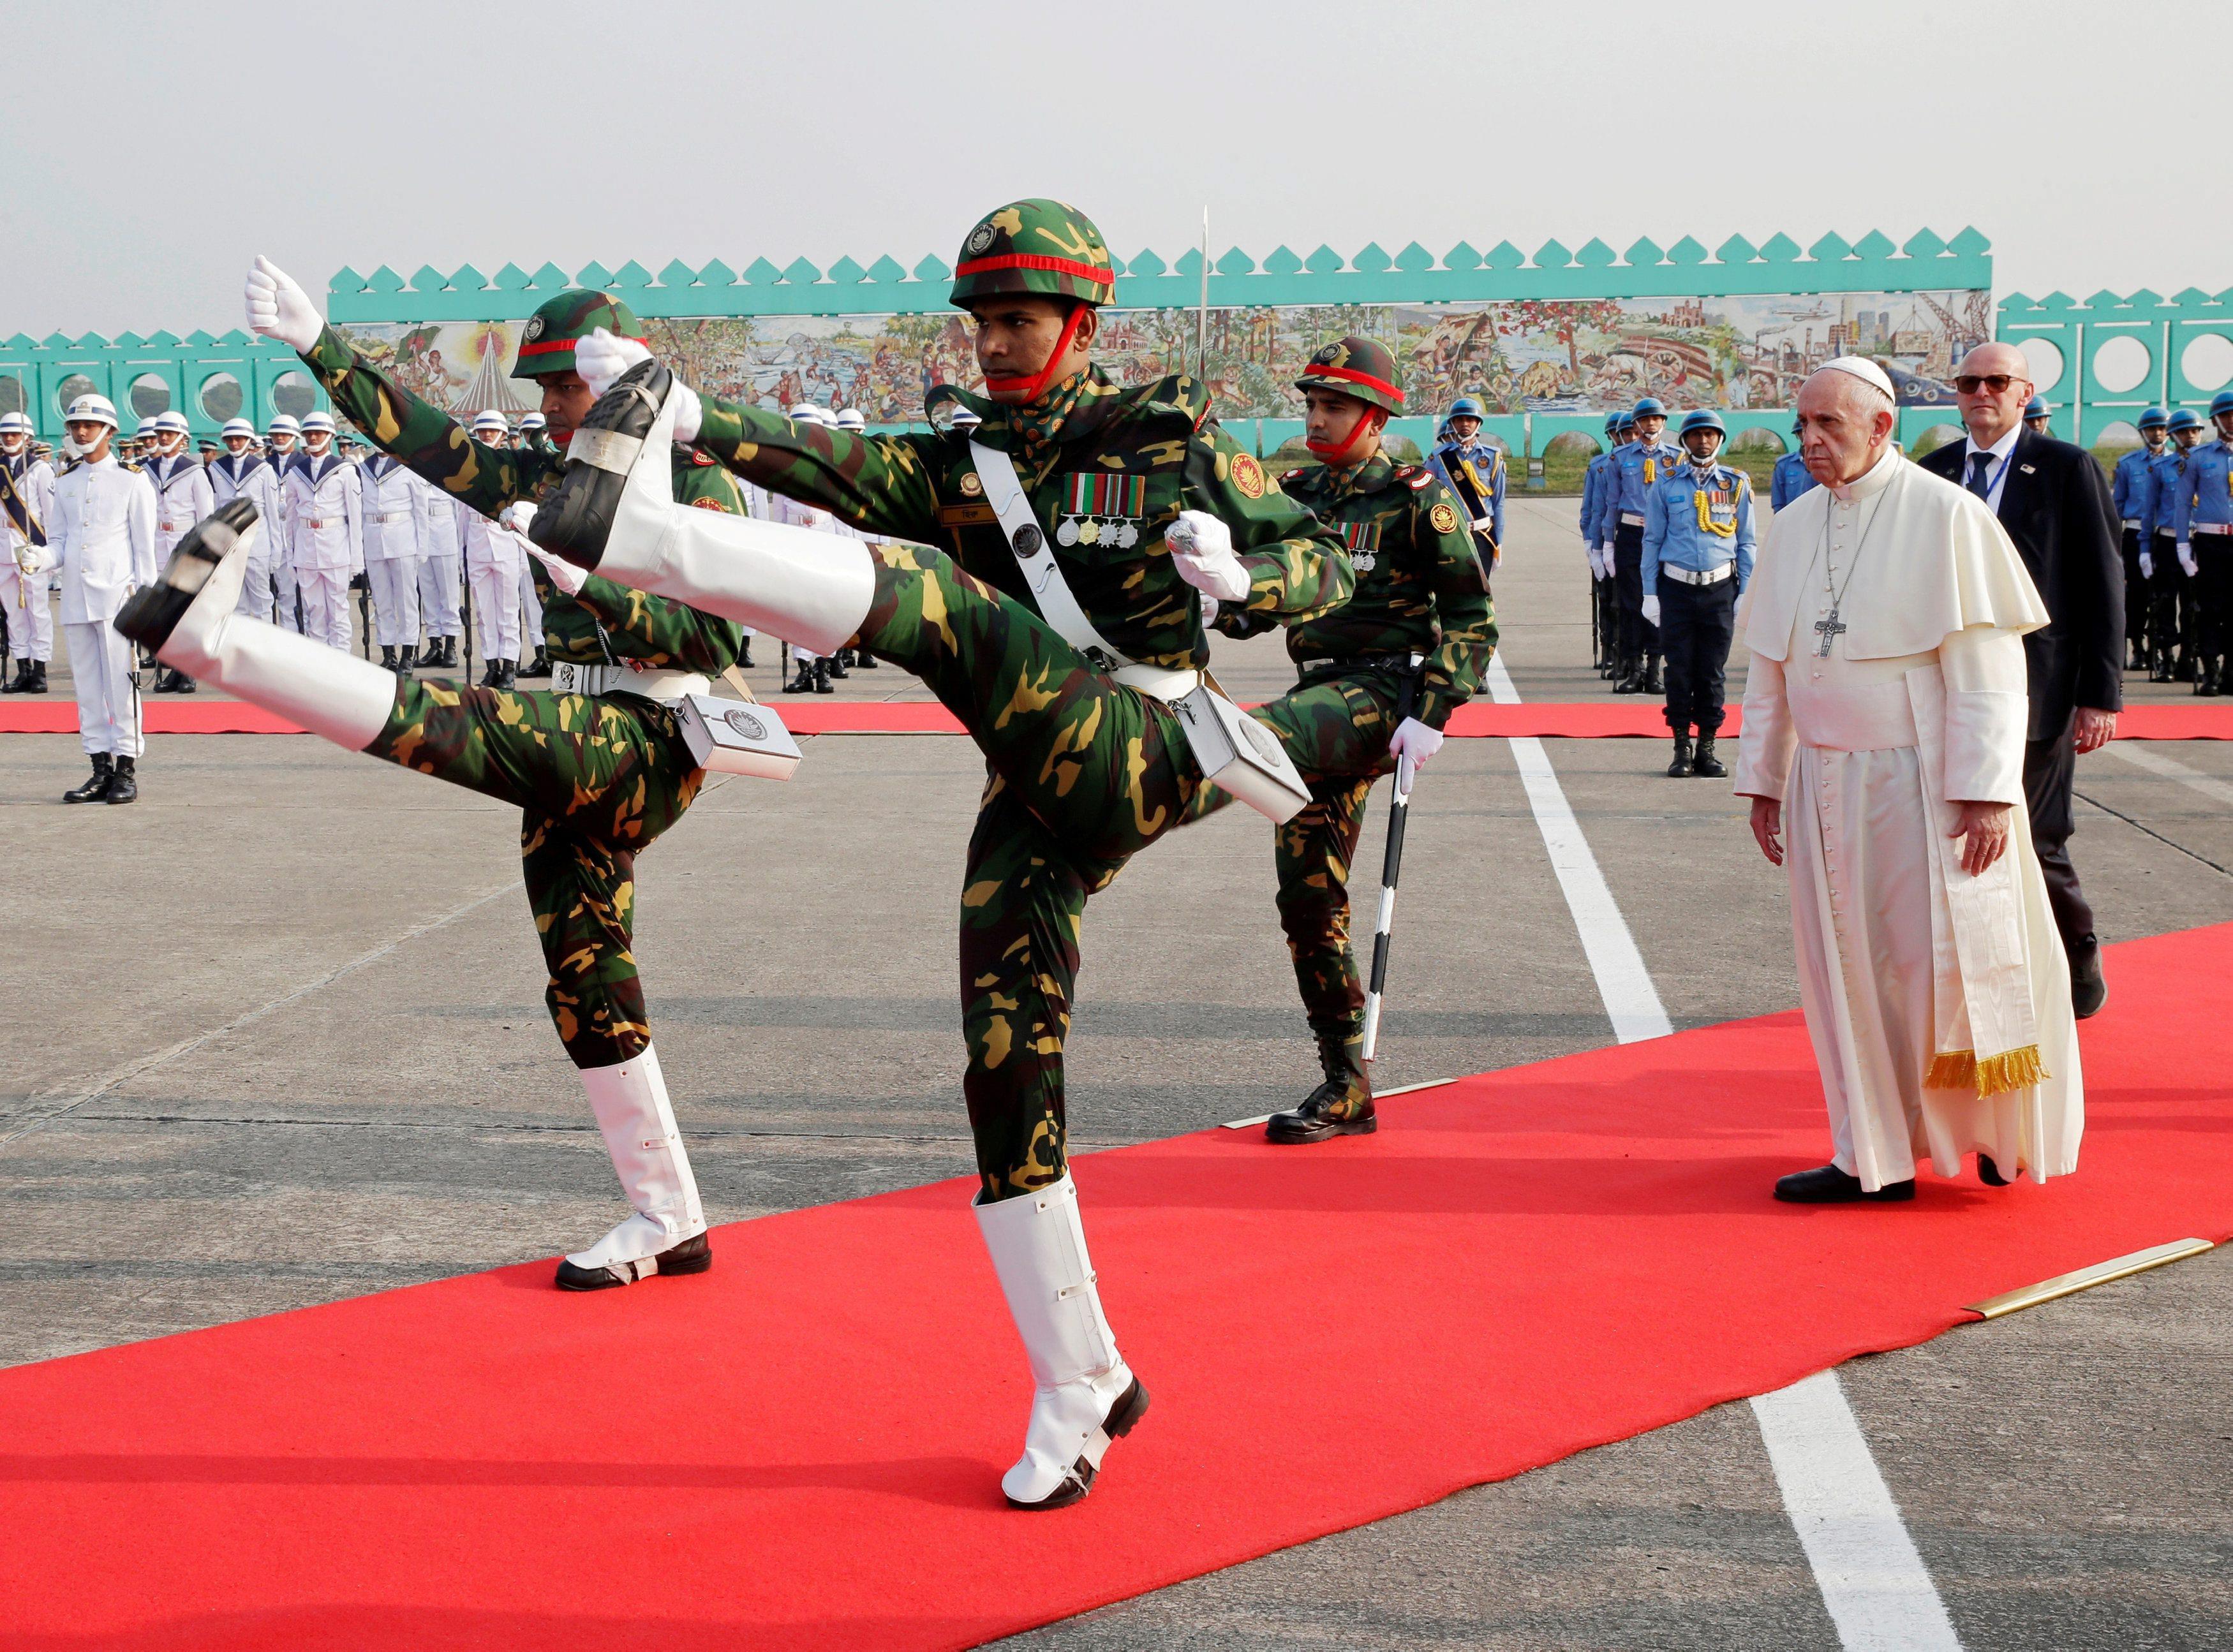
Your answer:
[511,290,648,381]
[1293,336,1406,415]
[949,199,1116,310]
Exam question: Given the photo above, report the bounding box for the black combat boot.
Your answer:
[528,357,671,570]
[2149,642,2172,682]
[738,637,754,668]
[105,755,138,804]
[150,665,175,693]
[521,647,551,679]
[417,638,443,668]
[1691,731,1727,779]
[394,645,413,679]
[827,650,849,680]
[1266,1029,1377,1145]
[440,635,459,669]
[170,670,196,695]
[1612,654,1643,694]
[2199,657,2222,698]
[1642,654,1665,694]
[2,658,31,693]
[28,660,46,694]
[379,645,397,672]
[63,753,114,804]
[1666,729,1693,778]
[785,658,814,693]
[813,659,833,694]
[494,658,517,691]
[852,645,877,669]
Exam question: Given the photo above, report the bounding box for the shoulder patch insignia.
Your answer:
[1406,468,1434,490]
[1230,452,1266,499]
[690,448,716,466]
[689,496,733,512]
[960,471,984,497]
[1429,501,1459,535]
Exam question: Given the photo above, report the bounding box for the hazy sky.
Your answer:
[4,1,2222,337]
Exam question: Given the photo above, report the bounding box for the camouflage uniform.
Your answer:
[1210,339,1497,1121]
[687,205,1351,1198]
[300,295,747,1070]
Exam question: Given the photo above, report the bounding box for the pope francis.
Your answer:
[1734,358,2084,1202]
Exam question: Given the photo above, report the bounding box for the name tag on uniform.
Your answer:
[936,503,998,528]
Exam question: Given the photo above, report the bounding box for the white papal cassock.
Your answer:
[1733,444,2082,1191]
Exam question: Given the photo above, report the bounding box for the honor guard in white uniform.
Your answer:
[466,412,547,678]
[209,417,285,622]
[263,414,304,630]
[0,410,57,693]
[358,446,422,674]
[142,409,214,693]
[461,411,523,686]
[283,409,362,650]
[50,394,155,802]
[412,469,464,671]
[778,404,844,694]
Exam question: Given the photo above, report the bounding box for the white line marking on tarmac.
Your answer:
[1753,1371,1964,1651]
[0,878,524,1151]
[1487,654,1672,1044]
[1495,647,1958,1647]
[2104,740,2233,806]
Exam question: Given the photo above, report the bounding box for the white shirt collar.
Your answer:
[1962,424,2021,465]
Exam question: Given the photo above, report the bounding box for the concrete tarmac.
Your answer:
[3,490,2229,1649]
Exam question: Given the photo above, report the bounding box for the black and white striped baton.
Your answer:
[1360,656,1427,1064]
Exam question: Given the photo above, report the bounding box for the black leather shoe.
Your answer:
[62,754,113,804]
[1692,734,1727,778]
[554,1230,715,1292]
[784,665,812,693]
[1773,1165,1915,1202]
[529,358,671,570]
[104,758,138,804]
[1666,732,1693,778]
[1977,1153,2012,1187]
[1267,1033,1377,1144]
[2070,941,2107,1019]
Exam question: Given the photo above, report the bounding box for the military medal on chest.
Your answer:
[1337,519,1383,573]
[1056,471,1145,549]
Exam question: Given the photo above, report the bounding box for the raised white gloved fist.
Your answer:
[1388,716,1443,783]
[1641,594,1661,628]
[2179,543,2200,578]
[244,255,323,353]
[1165,508,1250,602]
[2140,549,2154,580]
[575,328,702,443]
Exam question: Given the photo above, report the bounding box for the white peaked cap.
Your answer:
[66,394,120,427]
[471,409,509,431]
[1819,355,1896,402]
[300,410,338,433]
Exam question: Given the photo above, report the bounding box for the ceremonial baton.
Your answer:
[1359,658,1426,1065]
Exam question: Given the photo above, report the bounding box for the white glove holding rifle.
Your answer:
[1166,508,1250,602]
[576,328,702,444]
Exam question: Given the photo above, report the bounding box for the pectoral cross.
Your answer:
[1813,610,1846,658]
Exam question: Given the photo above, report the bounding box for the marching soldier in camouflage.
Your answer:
[132,262,757,1295]
[1205,337,1495,1142]
[527,198,1353,1512]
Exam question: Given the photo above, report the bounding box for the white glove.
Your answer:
[576,328,702,443]
[1165,508,1250,602]
[1642,594,1661,628]
[244,255,323,352]
[1199,594,1219,628]
[1388,716,1444,781]
[2140,549,2153,580]
[1594,545,1612,579]
[523,535,588,597]
[2179,543,2199,578]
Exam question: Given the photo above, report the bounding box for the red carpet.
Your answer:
[1,926,2227,1651]
[4,698,2230,740]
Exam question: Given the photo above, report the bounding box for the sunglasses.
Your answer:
[1952,374,2022,395]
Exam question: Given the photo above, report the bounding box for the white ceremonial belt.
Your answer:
[306,518,337,529]
[2122,518,2143,529]
[368,512,409,524]
[551,661,707,702]
[160,520,189,531]
[1619,512,1646,526]
[1660,562,1733,587]
[2192,522,2233,536]
[1111,663,1201,704]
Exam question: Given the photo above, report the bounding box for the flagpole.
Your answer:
[1195,206,1210,381]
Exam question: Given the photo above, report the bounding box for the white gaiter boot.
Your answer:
[558,1043,712,1290]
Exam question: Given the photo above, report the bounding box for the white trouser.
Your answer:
[366,557,420,649]
[297,567,354,651]
[416,553,461,636]
[64,621,141,756]
[468,561,521,660]
[2,565,53,660]
[517,563,544,656]
[272,556,302,633]
[232,545,276,623]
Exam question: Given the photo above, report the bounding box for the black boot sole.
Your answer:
[528,360,672,572]
[1266,1111,1379,1145]
[115,497,260,653]
[553,1230,713,1292]
[1007,1376,1151,1512]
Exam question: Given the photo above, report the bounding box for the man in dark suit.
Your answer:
[1920,343,2123,1017]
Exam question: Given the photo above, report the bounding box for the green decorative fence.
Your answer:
[1994,288,2233,447]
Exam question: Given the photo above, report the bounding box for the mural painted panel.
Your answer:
[339,286,1991,424]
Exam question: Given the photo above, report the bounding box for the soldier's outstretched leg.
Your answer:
[118,499,715,1288]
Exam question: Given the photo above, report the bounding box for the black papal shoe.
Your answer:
[1773,1165,1915,1203]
